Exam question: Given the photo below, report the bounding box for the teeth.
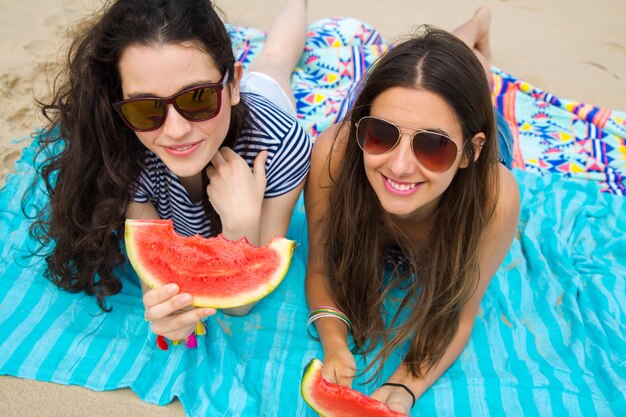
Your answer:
[172,144,193,151]
[387,178,417,191]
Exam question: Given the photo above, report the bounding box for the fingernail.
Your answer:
[167,284,178,294]
[180,294,192,304]
[203,308,215,316]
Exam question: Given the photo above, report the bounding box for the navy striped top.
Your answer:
[132,92,312,237]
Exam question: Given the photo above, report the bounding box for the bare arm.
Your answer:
[207,148,267,246]
[259,179,305,245]
[209,146,305,247]
[304,124,358,385]
[222,177,305,316]
[372,164,521,413]
[126,200,160,220]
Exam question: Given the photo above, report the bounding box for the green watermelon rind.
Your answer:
[300,358,409,417]
[124,219,296,308]
[301,359,329,416]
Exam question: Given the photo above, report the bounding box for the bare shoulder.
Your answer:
[309,122,350,183]
[495,164,521,221]
[305,122,351,226]
[482,164,520,248]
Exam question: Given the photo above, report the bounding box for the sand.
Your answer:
[0,0,624,415]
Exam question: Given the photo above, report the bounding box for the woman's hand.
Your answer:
[143,283,216,341]
[370,383,414,415]
[206,148,267,243]
[321,345,357,387]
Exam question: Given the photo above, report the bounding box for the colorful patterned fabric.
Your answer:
[492,67,626,195]
[231,18,389,139]
[1,18,625,417]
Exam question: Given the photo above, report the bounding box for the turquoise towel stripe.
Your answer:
[475,313,512,415]
[492,258,545,417]
[0,268,51,372]
[83,335,134,389]
[520,202,574,417]
[228,315,257,415]
[456,344,485,416]
[264,307,296,410]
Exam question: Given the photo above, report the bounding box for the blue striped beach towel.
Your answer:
[1,18,625,416]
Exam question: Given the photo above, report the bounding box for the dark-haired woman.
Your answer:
[305,7,520,414]
[32,0,311,341]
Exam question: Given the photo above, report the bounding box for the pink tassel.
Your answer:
[186,332,198,348]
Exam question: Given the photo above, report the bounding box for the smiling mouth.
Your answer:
[386,177,419,192]
[168,144,196,151]
[164,141,201,156]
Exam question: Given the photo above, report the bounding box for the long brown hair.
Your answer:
[324,26,500,378]
[27,0,248,311]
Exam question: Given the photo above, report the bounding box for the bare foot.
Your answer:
[474,5,492,62]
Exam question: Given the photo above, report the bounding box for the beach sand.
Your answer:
[0,0,624,415]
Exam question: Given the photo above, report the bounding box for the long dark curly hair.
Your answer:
[27,0,248,311]
[324,26,500,378]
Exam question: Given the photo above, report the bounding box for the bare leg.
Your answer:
[451,5,492,78]
[247,0,307,109]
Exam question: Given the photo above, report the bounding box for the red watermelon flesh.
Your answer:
[301,358,409,417]
[125,219,295,308]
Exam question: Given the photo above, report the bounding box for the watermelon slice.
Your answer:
[301,358,409,417]
[124,219,295,308]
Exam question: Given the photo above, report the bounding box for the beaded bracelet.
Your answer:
[381,382,416,408]
[155,321,207,351]
[306,306,352,339]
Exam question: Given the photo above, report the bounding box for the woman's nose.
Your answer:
[161,104,192,138]
[387,132,419,176]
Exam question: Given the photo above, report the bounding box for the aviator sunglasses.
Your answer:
[355,116,464,173]
[113,70,229,132]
